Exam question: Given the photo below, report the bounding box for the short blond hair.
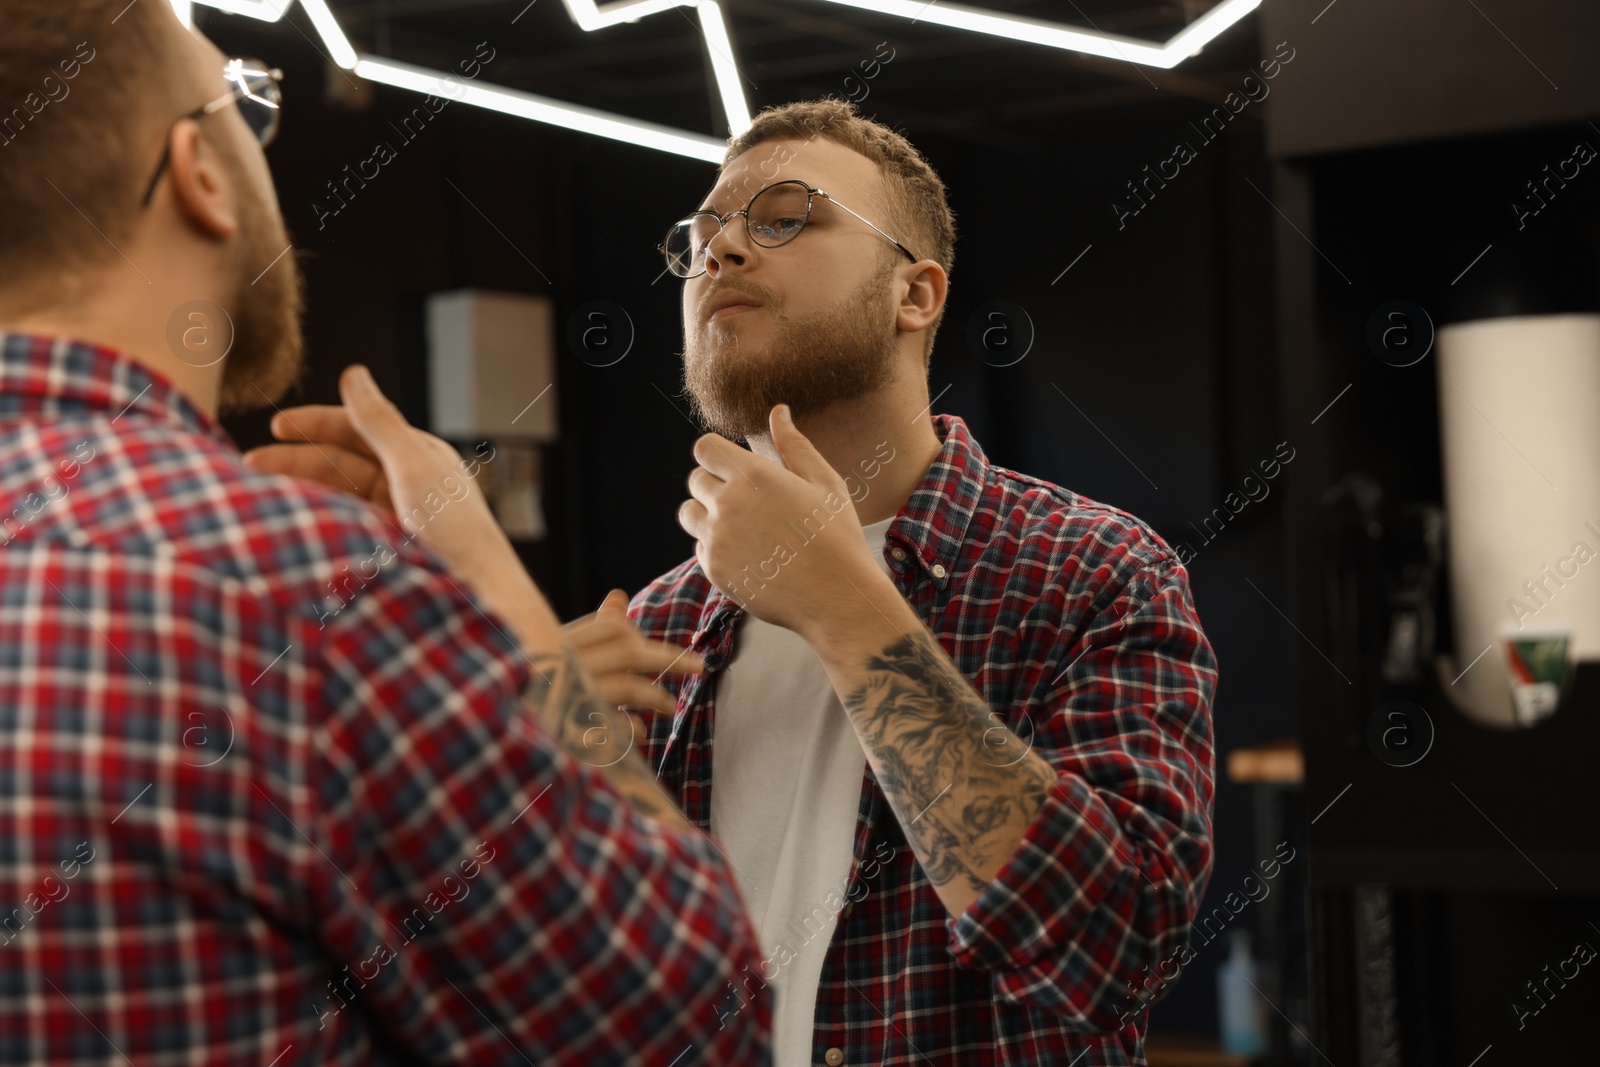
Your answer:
[723,100,957,360]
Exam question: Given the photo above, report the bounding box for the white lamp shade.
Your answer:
[1436,312,1600,725]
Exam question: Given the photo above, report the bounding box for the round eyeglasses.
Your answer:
[140,57,284,208]
[658,179,918,279]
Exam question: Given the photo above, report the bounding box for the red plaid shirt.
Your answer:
[630,413,1218,1066]
[0,333,771,1066]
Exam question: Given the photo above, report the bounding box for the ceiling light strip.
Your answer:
[1162,0,1264,60]
[696,0,752,136]
[353,56,728,161]
[186,0,1262,160]
[559,0,689,31]
[190,0,292,21]
[810,0,1166,65]
[297,0,360,68]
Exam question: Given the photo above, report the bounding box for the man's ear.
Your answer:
[162,119,239,241]
[895,259,947,335]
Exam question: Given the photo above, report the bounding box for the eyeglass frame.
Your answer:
[139,57,284,208]
[658,178,920,279]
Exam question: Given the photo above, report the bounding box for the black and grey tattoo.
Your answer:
[521,646,685,826]
[843,630,1056,895]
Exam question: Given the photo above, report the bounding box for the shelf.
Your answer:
[1226,739,1304,785]
[1307,660,1600,891]
[1144,1035,1260,1067]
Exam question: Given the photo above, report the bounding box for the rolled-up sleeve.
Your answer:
[944,554,1217,1034]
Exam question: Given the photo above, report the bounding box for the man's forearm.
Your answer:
[520,643,695,832]
[480,564,694,832]
[805,572,1058,918]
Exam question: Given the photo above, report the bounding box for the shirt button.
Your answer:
[824,1049,845,1066]
[890,547,908,562]
[931,563,947,579]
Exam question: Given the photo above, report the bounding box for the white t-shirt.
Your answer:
[709,514,895,1067]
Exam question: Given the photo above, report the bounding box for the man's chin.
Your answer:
[217,302,305,414]
[219,348,303,414]
[682,276,897,439]
[701,319,771,353]
[686,402,774,442]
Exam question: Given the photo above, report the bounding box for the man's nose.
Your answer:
[704,218,751,277]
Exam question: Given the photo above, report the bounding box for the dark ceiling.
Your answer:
[199,0,1266,154]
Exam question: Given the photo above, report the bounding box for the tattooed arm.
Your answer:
[803,571,1059,918]
[472,566,695,832]
[518,643,694,832]
[803,552,1216,1032]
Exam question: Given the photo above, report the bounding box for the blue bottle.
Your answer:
[1217,929,1266,1056]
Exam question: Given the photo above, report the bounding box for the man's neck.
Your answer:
[746,389,944,527]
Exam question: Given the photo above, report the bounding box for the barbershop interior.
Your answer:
[4,0,1600,1063]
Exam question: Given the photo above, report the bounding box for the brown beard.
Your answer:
[215,146,305,415]
[681,262,899,441]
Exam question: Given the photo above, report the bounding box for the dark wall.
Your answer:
[1259,0,1600,1058]
[206,8,1299,1039]
[1263,0,1600,156]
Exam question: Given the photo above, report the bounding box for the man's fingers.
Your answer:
[574,638,703,679]
[648,643,706,677]
[267,404,376,460]
[339,366,420,471]
[243,442,384,498]
[691,433,751,481]
[566,589,631,633]
[612,679,680,716]
[587,673,677,715]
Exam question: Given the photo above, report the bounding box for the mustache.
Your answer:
[697,280,782,322]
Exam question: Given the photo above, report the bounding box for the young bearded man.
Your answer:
[624,101,1220,1065]
[0,3,768,1063]
[258,103,1219,1067]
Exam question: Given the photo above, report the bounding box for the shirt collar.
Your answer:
[0,332,235,449]
[888,412,988,583]
[692,412,991,646]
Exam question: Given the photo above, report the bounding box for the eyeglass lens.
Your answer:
[232,62,281,145]
[663,181,812,276]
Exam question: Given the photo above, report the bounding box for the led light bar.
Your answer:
[193,0,293,21]
[559,0,689,31]
[183,0,1259,158]
[697,1,752,135]
[353,56,727,161]
[297,0,359,69]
